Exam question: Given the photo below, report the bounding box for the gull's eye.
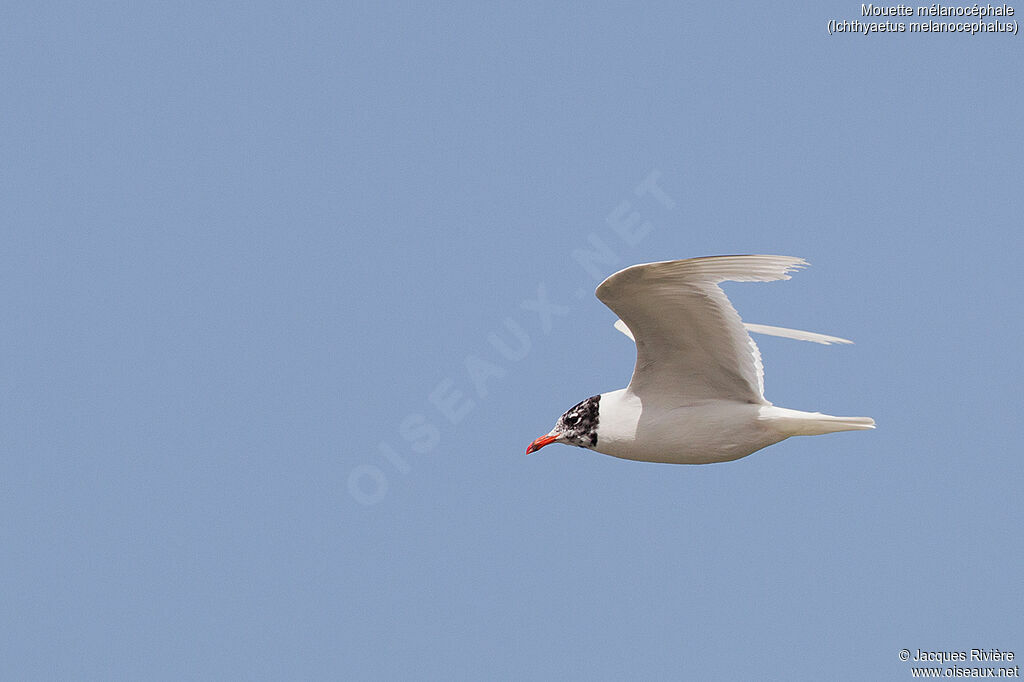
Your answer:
[564,414,580,427]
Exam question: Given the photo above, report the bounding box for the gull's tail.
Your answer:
[760,406,876,437]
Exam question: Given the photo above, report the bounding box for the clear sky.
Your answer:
[2,3,1022,680]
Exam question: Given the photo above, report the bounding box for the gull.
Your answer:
[526,255,874,464]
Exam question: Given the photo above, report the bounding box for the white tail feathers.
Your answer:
[760,406,876,437]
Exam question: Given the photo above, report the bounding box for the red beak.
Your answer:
[526,433,558,454]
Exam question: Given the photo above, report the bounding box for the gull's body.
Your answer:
[526,255,874,464]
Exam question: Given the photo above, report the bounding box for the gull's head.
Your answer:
[526,395,600,454]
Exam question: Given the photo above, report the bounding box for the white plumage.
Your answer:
[526,255,874,464]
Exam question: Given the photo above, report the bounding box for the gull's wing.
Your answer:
[614,319,853,346]
[740,323,852,345]
[596,255,807,405]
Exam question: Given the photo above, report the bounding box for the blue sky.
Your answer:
[2,3,1022,680]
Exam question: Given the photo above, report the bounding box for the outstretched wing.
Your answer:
[596,255,807,405]
[614,319,853,346]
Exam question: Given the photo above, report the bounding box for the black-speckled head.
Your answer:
[526,395,600,454]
